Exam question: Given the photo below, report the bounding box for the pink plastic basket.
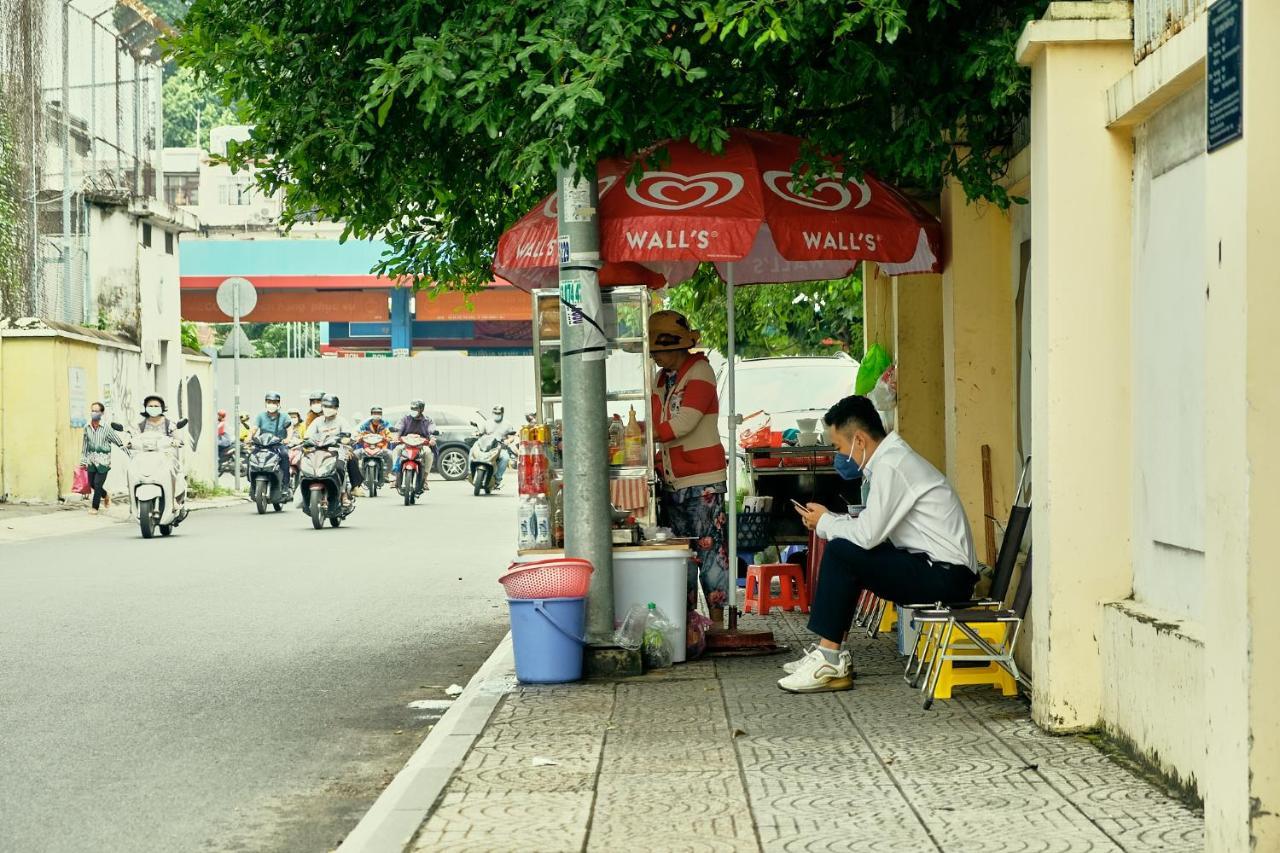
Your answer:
[501,558,594,599]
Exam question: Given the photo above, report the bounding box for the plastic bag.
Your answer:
[868,364,898,411]
[72,465,91,495]
[855,343,892,395]
[641,602,677,670]
[685,610,714,660]
[613,603,648,651]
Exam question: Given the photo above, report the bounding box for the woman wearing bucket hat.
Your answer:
[649,311,730,625]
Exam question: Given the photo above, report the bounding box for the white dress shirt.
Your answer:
[816,432,978,572]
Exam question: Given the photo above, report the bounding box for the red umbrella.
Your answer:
[499,128,943,639]
[494,128,942,290]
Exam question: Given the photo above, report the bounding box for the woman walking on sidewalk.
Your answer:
[81,402,122,515]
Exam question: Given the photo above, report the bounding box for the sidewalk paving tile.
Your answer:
[409,611,1203,853]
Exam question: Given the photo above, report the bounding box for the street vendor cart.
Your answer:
[519,285,694,661]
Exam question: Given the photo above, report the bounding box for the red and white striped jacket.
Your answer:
[651,353,727,490]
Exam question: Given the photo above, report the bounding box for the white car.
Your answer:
[716,353,861,438]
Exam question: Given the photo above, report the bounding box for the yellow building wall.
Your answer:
[0,335,101,502]
[893,274,946,472]
[940,181,1019,564]
[860,264,947,473]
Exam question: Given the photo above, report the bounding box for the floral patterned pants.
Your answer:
[660,483,729,611]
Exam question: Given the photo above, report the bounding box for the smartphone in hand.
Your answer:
[790,498,807,512]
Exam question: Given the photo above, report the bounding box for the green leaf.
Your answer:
[376,94,394,127]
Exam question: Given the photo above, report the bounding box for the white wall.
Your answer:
[1130,86,1206,621]
[214,353,535,427]
[1097,82,1209,801]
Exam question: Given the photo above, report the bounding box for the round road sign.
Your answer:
[215,277,258,318]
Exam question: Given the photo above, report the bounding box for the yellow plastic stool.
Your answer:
[876,603,898,634]
[926,623,1018,701]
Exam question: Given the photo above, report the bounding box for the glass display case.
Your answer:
[532,286,657,527]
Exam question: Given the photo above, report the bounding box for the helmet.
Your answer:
[492,405,505,418]
[218,409,227,418]
[370,406,383,415]
[322,394,339,408]
[308,390,325,401]
[240,411,250,420]
[265,392,281,403]
[410,399,425,410]
[142,394,166,413]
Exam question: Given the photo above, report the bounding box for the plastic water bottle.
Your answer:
[518,496,536,549]
[534,495,551,548]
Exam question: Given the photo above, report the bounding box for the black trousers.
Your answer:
[346,456,364,488]
[89,469,109,510]
[807,538,976,643]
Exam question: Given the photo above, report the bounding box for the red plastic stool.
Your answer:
[742,563,810,614]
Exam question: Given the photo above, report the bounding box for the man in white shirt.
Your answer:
[779,395,978,694]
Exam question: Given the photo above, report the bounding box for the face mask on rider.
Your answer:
[90,411,103,422]
[146,405,163,418]
[310,403,323,414]
[322,406,337,418]
[266,403,279,413]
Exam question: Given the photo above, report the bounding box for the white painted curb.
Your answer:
[336,633,516,853]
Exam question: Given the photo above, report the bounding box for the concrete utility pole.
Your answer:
[61,0,72,323]
[556,162,613,643]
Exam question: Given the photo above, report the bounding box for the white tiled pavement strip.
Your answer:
[412,611,1203,852]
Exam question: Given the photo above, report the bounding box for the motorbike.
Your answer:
[218,439,247,477]
[468,429,517,496]
[248,433,293,514]
[357,432,391,498]
[112,419,190,539]
[395,432,435,506]
[298,433,355,529]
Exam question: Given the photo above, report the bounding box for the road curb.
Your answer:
[0,495,247,543]
[336,632,516,853]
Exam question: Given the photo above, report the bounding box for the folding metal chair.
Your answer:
[913,553,1033,709]
[903,457,1031,683]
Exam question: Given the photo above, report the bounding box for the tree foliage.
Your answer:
[163,65,239,149]
[665,273,863,358]
[172,0,1043,291]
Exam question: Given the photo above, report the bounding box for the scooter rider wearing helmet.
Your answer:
[250,392,292,490]
[140,395,177,434]
[138,395,184,477]
[483,406,513,488]
[393,399,436,489]
[301,390,325,437]
[358,406,395,480]
[307,394,363,495]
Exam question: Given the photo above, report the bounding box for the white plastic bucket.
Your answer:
[613,549,690,663]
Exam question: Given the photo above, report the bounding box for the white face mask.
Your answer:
[310,403,323,414]
[322,406,337,418]
[266,404,279,413]
[146,405,163,417]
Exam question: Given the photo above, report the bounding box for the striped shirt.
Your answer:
[81,423,123,472]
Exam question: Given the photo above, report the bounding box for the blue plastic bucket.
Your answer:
[507,596,587,684]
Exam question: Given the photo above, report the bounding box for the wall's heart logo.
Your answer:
[625,171,744,211]
[764,171,871,211]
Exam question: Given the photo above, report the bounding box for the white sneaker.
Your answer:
[782,644,818,674]
[777,649,853,694]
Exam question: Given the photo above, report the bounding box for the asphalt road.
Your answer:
[0,479,514,853]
